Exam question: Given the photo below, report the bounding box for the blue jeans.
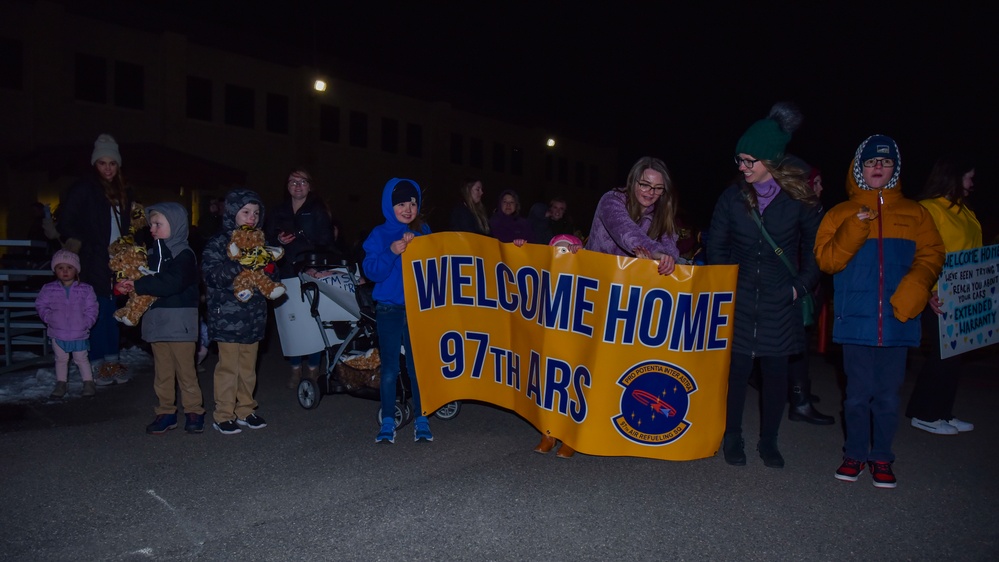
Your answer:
[289,351,322,369]
[375,303,420,420]
[89,295,120,362]
[842,344,907,462]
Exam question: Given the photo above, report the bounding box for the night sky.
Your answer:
[67,1,997,238]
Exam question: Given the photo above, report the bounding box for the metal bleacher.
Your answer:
[1,240,53,374]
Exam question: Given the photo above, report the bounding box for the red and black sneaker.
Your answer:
[835,458,865,482]
[869,461,897,489]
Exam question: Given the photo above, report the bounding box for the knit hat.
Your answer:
[859,134,899,163]
[51,249,81,273]
[90,134,121,165]
[735,102,803,162]
[852,134,901,190]
[549,234,582,247]
[391,181,419,206]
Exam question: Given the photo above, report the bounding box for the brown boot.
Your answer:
[287,366,302,390]
[50,381,67,399]
[307,366,320,382]
[556,443,576,458]
[534,435,556,454]
[82,380,96,397]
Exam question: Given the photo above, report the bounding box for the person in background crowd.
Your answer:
[906,154,981,435]
[57,134,133,384]
[815,134,944,488]
[707,103,821,469]
[528,197,575,244]
[449,179,490,236]
[489,189,533,243]
[35,250,98,399]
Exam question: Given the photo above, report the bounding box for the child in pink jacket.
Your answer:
[35,250,99,398]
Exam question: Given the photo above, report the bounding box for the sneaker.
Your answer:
[184,413,205,434]
[911,417,958,435]
[869,461,897,489]
[93,375,116,386]
[50,381,67,399]
[236,413,267,429]
[146,414,178,435]
[947,418,974,432]
[213,420,242,434]
[376,417,396,444]
[414,416,433,442]
[835,458,866,482]
[81,380,96,398]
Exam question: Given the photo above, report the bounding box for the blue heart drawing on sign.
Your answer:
[941,282,950,291]
[947,325,953,337]
[950,340,958,350]
[992,286,996,294]
[942,312,947,320]
[978,334,983,344]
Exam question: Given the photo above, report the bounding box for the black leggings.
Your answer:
[726,353,789,441]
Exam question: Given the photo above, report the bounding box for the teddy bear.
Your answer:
[109,203,156,327]
[228,225,286,302]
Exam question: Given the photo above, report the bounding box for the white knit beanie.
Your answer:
[91,134,121,166]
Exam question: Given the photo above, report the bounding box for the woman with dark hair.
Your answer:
[906,155,981,435]
[57,134,134,383]
[266,168,336,388]
[488,189,533,243]
[707,103,822,469]
[449,179,490,235]
[585,156,680,274]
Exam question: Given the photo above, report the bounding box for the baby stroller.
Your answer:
[277,252,460,429]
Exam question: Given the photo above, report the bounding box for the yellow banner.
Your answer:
[403,232,737,461]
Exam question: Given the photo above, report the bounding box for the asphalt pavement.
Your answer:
[1,338,997,561]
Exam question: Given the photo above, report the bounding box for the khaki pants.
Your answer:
[151,341,204,416]
[213,342,259,423]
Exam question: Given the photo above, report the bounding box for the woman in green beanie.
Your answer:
[706,102,822,469]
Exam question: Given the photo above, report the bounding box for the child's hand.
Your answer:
[115,279,134,294]
[402,232,415,243]
[278,231,296,244]
[856,205,878,221]
[656,255,676,276]
[513,239,527,247]
[633,246,653,260]
[928,290,943,315]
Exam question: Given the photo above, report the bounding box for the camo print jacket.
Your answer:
[201,188,277,343]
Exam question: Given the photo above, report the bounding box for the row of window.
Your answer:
[0,38,599,187]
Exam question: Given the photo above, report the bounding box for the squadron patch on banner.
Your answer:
[612,360,696,445]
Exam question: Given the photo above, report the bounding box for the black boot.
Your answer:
[788,383,835,425]
[722,434,746,466]
[758,439,785,468]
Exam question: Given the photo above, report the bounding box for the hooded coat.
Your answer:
[814,136,945,347]
[134,202,200,342]
[362,179,431,306]
[707,181,822,356]
[201,189,275,343]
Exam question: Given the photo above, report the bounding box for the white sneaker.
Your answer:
[911,418,958,435]
[947,418,974,432]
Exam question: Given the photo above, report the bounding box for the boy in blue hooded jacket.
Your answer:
[362,179,433,444]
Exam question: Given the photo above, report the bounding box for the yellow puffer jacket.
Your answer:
[814,162,944,346]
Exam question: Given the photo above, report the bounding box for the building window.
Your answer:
[450,133,463,165]
[266,93,289,134]
[349,111,368,147]
[406,123,423,158]
[224,84,254,128]
[0,37,23,90]
[74,53,107,103]
[186,76,212,121]
[511,147,523,176]
[113,61,144,109]
[381,117,399,153]
[469,138,484,169]
[319,104,340,143]
[558,157,568,184]
[492,142,506,173]
[575,161,585,188]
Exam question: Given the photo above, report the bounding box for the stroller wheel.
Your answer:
[377,400,415,429]
[434,401,462,420]
[297,378,322,410]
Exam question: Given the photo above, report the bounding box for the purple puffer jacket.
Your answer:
[585,189,679,258]
[34,280,99,341]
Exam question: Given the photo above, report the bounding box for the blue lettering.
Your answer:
[670,293,709,351]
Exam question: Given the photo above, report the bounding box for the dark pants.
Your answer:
[725,353,788,441]
[906,305,962,421]
[842,344,907,462]
[89,295,120,362]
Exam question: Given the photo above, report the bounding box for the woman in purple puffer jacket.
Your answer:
[585,156,679,275]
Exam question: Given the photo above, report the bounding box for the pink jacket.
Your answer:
[34,280,99,341]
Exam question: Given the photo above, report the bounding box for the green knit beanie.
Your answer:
[734,102,803,162]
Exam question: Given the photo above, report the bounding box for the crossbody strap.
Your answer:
[748,207,799,277]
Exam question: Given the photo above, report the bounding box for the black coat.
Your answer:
[57,176,133,298]
[706,183,822,357]
[265,195,335,278]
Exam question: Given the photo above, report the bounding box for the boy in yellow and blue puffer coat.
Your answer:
[814,134,944,489]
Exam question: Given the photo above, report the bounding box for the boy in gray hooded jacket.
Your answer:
[116,202,204,434]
